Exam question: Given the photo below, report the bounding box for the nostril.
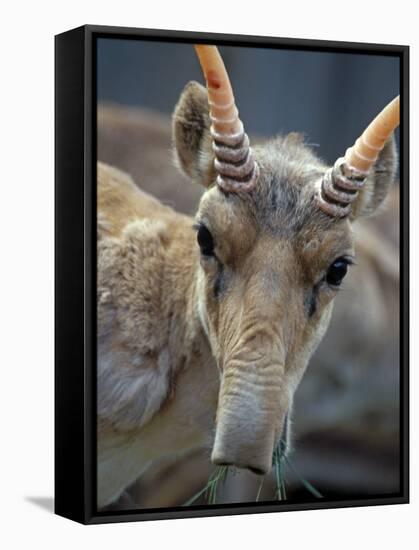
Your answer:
[212,457,268,476]
[248,465,266,476]
[212,455,268,476]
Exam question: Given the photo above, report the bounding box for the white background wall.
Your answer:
[0,1,416,548]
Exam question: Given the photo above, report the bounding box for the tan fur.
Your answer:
[97,82,397,506]
[97,162,220,506]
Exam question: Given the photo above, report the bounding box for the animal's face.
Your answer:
[173,80,397,474]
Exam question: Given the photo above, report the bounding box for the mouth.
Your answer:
[184,414,291,507]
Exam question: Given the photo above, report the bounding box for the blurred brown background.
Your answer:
[97,40,400,509]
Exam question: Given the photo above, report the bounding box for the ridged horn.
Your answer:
[194,45,259,193]
[318,96,400,218]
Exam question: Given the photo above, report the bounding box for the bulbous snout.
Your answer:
[211,363,289,475]
[211,412,277,474]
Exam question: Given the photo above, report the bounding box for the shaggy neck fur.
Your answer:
[97,163,220,507]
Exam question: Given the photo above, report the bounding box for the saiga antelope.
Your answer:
[97,45,399,508]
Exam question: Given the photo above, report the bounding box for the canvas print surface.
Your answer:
[96,38,400,512]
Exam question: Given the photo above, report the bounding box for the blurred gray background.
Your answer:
[97,38,399,165]
[96,38,400,510]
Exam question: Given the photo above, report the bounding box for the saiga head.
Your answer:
[173,46,399,475]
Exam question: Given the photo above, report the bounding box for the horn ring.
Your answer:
[210,123,245,148]
[214,149,255,179]
[217,162,259,193]
[212,136,250,164]
[321,173,358,205]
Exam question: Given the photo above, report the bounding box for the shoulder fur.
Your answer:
[97,161,175,239]
[97,218,172,432]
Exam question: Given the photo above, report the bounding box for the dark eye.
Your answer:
[326,257,350,287]
[197,224,215,256]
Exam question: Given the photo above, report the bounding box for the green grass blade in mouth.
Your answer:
[272,443,287,500]
[255,476,265,502]
[284,455,323,499]
[183,484,211,507]
[183,440,322,505]
[207,465,229,504]
[183,465,230,506]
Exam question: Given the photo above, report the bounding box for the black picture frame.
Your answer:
[55,24,409,525]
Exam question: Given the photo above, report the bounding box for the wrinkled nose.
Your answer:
[211,350,289,475]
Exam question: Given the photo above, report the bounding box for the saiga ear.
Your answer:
[350,135,398,220]
[172,81,216,188]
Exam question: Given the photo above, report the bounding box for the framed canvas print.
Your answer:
[55,25,409,524]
